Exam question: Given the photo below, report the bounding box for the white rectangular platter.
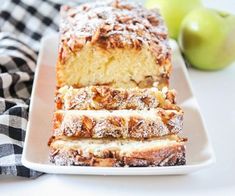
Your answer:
[22,34,215,175]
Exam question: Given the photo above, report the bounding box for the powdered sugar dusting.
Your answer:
[60,0,170,64]
[53,109,183,139]
[56,86,179,111]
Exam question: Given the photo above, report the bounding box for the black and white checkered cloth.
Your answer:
[0,0,84,178]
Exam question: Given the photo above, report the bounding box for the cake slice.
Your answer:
[49,135,186,167]
[55,85,180,111]
[57,0,172,89]
[52,109,183,139]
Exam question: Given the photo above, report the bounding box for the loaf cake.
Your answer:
[56,0,172,89]
[49,0,186,168]
[49,135,186,166]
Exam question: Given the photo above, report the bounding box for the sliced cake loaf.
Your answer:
[49,0,186,167]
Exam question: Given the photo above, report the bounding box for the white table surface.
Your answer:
[1,0,235,195]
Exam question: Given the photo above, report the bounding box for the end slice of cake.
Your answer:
[49,135,186,167]
[57,0,172,89]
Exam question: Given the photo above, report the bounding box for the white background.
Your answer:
[1,0,235,195]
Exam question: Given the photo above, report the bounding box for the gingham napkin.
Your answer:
[0,0,87,178]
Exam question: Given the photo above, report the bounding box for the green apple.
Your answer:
[178,8,235,70]
[145,0,202,39]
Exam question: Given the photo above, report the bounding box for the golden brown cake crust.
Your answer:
[59,0,171,65]
[49,138,186,167]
